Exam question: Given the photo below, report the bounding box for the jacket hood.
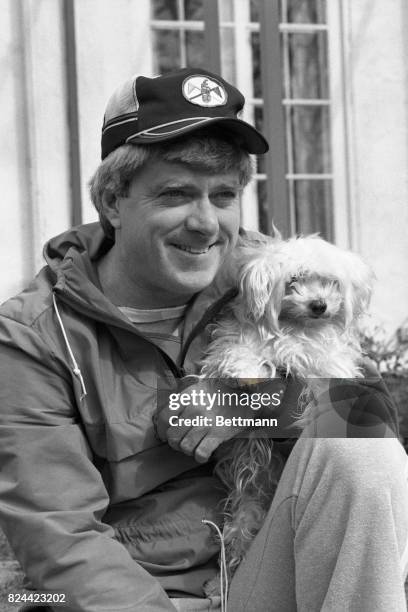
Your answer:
[44,222,113,276]
[44,222,135,332]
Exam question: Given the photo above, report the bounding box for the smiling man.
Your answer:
[95,158,243,308]
[0,68,407,612]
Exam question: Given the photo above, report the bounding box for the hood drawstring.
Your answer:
[52,293,87,401]
[202,519,228,612]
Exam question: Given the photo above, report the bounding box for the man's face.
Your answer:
[109,160,242,307]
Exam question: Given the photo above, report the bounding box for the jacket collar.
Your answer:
[45,222,241,356]
[46,222,271,375]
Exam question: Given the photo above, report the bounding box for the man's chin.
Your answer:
[172,271,218,297]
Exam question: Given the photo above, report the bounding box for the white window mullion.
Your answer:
[281,2,296,235]
[232,0,259,231]
[327,0,356,249]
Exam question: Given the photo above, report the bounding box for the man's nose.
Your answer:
[185,197,219,235]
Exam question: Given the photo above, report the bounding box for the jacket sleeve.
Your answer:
[0,316,176,612]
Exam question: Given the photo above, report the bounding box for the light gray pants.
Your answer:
[172,437,408,612]
[227,437,408,611]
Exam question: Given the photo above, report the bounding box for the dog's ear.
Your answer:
[342,255,376,324]
[264,279,285,331]
[239,251,280,322]
[353,273,375,319]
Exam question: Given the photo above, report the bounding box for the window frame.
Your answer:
[150,0,349,243]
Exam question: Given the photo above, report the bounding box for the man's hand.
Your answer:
[155,381,247,463]
[155,378,287,463]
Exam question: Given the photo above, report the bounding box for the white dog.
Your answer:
[201,233,375,585]
[202,234,374,381]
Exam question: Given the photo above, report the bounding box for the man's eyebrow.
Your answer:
[151,179,243,192]
[153,180,195,190]
[213,182,243,191]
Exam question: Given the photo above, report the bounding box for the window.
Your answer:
[151,0,334,240]
[278,0,333,240]
[151,0,206,72]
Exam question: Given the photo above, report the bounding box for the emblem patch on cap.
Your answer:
[182,75,228,107]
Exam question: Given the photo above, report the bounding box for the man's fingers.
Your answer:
[178,427,210,456]
[166,423,190,446]
[167,424,224,462]
[194,436,222,463]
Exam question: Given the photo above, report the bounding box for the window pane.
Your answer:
[152,0,179,20]
[254,106,267,174]
[257,180,270,235]
[251,32,262,98]
[256,155,267,175]
[185,31,205,66]
[286,33,329,99]
[250,0,260,22]
[293,180,333,240]
[289,105,331,174]
[184,0,203,20]
[152,30,181,73]
[284,0,326,23]
[254,105,263,133]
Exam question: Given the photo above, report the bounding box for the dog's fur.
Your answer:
[201,233,375,584]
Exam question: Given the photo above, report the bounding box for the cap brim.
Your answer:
[126,117,269,154]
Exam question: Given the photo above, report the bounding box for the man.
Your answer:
[0,68,407,612]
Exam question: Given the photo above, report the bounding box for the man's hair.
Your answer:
[88,129,254,239]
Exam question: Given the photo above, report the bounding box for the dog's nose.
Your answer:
[309,300,327,315]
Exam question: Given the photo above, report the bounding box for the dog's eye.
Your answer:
[290,275,304,287]
[286,278,301,295]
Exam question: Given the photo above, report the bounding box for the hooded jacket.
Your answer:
[0,223,254,611]
[0,223,398,611]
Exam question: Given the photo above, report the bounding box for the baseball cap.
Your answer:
[101,67,269,159]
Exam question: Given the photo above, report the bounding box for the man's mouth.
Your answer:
[171,243,216,255]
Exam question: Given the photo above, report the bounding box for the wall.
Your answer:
[1,0,71,298]
[0,0,152,303]
[341,0,408,331]
[73,0,153,223]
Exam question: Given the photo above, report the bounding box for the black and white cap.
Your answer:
[101,67,269,159]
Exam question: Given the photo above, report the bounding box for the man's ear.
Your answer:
[101,191,121,229]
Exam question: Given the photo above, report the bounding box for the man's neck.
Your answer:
[96,249,191,309]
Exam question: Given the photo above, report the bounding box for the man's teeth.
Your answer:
[174,244,211,254]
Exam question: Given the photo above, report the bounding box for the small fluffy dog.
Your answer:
[201,233,375,587]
